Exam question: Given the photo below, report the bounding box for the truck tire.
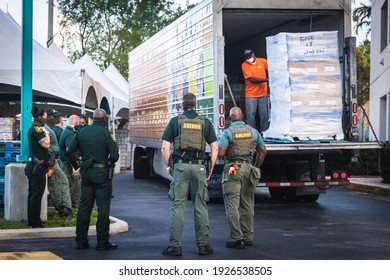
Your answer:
[133,147,150,179]
[268,187,296,202]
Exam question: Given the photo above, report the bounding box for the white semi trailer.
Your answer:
[128,0,382,201]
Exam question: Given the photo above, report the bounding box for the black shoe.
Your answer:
[226,240,245,249]
[59,207,73,217]
[162,246,182,256]
[244,240,253,246]
[198,245,214,255]
[96,243,118,251]
[77,243,90,250]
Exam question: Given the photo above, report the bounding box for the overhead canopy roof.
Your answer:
[0,9,129,120]
[75,54,129,119]
[0,9,81,106]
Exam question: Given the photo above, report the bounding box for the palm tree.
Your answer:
[353,1,371,38]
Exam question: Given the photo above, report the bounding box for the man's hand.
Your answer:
[72,167,80,177]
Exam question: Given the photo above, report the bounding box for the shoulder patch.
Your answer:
[110,134,117,142]
[34,126,43,133]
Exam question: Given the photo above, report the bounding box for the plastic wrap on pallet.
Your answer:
[264,31,343,141]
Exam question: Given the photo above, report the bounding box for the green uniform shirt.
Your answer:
[51,125,63,144]
[59,125,76,161]
[68,121,118,164]
[27,124,49,161]
[44,124,59,154]
[162,109,217,162]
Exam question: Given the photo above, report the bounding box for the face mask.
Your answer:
[246,57,255,63]
[34,117,47,127]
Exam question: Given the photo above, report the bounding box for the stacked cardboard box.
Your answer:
[265,31,343,141]
[0,118,15,141]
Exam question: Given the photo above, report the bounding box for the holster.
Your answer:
[32,158,44,175]
[107,163,115,180]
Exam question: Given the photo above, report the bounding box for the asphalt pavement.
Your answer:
[0,173,389,241]
[0,172,389,260]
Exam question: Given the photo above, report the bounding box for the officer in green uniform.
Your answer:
[45,108,63,143]
[24,106,50,228]
[44,116,72,217]
[66,108,119,250]
[59,115,81,207]
[161,93,218,256]
[218,107,267,249]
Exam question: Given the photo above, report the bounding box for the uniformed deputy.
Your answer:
[24,106,50,228]
[161,93,218,256]
[218,107,267,249]
[44,113,72,217]
[45,107,63,143]
[66,108,119,251]
[59,115,81,208]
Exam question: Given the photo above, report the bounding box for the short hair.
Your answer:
[79,114,88,123]
[31,106,45,118]
[182,93,196,110]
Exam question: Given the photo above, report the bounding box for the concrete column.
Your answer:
[4,163,47,222]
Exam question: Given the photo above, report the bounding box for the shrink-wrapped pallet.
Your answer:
[265,31,343,141]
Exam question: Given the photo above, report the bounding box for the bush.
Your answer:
[380,141,390,183]
[349,149,381,176]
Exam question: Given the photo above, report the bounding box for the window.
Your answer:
[380,0,389,52]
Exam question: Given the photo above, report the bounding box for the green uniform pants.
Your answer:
[60,160,81,207]
[25,161,47,227]
[48,160,72,210]
[168,162,209,247]
[76,166,112,247]
[222,162,261,242]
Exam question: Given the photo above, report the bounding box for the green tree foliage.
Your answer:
[356,40,370,106]
[57,0,195,77]
[353,1,371,38]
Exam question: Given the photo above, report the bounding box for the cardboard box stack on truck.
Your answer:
[128,0,382,202]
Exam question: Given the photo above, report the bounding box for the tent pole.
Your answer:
[80,68,85,115]
[18,0,33,162]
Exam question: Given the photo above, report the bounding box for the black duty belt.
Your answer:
[227,160,252,164]
[175,159,204,165]
[92,163,107,168]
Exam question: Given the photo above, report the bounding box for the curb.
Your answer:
[0,216,129,240]
[348,180,390,195]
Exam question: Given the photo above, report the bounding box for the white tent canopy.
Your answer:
[0,9,82,105]
[104,64,129,95]
[75,54,129,119]
[0,9,129,119]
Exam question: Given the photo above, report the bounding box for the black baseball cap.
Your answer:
[45,107,61,117]
[244,48,254,58]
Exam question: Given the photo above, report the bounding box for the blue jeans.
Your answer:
[245,96,269,133]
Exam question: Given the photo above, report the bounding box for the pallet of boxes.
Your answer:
[264,31,343,142]
[0,117,20,211]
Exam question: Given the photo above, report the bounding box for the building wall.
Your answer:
[370,0,390,141]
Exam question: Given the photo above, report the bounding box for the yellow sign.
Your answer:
[234,132,252,139]
[183,123,201,130]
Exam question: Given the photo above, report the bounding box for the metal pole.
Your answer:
[47,0,54,47]
[111,96,115,136]
[18,0,33,162]
[80,69,85,115]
